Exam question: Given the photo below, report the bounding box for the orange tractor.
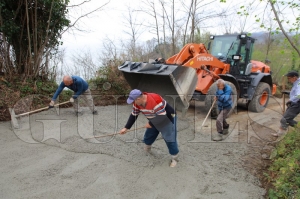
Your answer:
[118,33,277,117]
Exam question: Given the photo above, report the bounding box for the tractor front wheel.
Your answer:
[248,82,271,113]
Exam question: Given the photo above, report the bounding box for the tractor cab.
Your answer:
[208,33,255,78]
[208,33,275,104]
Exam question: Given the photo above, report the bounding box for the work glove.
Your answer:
[49,100,55,108]
[69,97,75,103]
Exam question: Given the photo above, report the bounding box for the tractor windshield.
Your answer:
[210,35,239,59]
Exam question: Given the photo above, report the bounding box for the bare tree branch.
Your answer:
[269,0,300,57]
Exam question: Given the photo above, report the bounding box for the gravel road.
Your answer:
[1,97,286,199]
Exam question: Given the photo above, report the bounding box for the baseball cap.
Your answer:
[285,71,299,77]
[127,89,142,104]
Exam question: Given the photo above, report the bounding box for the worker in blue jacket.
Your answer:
[49,75,97,116]
[213,79,233,141]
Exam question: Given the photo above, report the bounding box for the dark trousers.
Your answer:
[280,102,300,130]
[216,109,230,133]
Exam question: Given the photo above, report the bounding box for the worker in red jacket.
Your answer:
[118,89,179,167]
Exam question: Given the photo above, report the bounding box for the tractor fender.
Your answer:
[247,73,273,100]
[218,74,240,93]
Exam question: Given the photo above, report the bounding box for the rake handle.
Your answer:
[282,75,286,114]
[196,98,217,133]
[16,101,70,117]
[85,126,145,139]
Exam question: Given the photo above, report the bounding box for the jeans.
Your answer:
[144,116,179,155]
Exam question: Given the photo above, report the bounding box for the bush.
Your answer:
[0,77,72,121]
[266,125,300,199]
[89,65,130,95]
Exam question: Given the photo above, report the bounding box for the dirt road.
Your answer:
[0,97,286,199]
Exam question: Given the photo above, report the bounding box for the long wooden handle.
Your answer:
[201,99,217,127]
[85,126,145,140]
[195,99,216,134]
[282,75,286,113]
[16,101,70,117]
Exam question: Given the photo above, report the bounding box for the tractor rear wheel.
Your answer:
[205,81,237,118]
[248,82,271,113]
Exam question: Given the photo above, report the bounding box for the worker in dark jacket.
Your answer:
[272,71,300,138]
[49,75,97,116]
[213,79,233,141]
[118,89,179,167]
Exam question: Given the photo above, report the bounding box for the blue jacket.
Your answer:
[52,76,89,100]
[216,84,233,110]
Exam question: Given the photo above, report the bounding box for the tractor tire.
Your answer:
[205,81,238,118]
[248,82,271,113]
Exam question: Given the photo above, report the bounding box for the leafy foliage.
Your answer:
[266,125,300,198]
[0,0,70,78]
[235,0,300,57]
[252,34,300,84]
[89,65,130,96]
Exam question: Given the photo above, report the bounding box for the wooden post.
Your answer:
[282,75,286,113]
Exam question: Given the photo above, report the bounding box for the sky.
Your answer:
[57,0,265,78]
[61,0,242,52]
[58,0,294,78]
[60,0,297,53]
[61,0,146,51]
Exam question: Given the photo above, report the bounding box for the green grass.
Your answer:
[266,125,300,199]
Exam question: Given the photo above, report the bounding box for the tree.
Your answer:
[180,0,225,44]
[0,0,70,79]
[268,0,300,57]
[235,0,300,57]
[0,0,109,80]
[121,6,144,61]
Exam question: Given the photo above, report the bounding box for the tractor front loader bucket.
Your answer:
[118,61,198,112]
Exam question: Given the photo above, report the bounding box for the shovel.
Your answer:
[10,101,70,129]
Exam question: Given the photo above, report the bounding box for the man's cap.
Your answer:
[285,71,299,77]
[127,89,142,104]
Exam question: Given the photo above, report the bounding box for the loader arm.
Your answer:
[166,43,229,72]
[166,43,208,65]
[165,43,230,94]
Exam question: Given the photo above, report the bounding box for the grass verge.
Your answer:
[265,125,300,198]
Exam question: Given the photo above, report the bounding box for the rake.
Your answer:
[84,126,146,140]
[9,101,70,129]
[196,98,217,133]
